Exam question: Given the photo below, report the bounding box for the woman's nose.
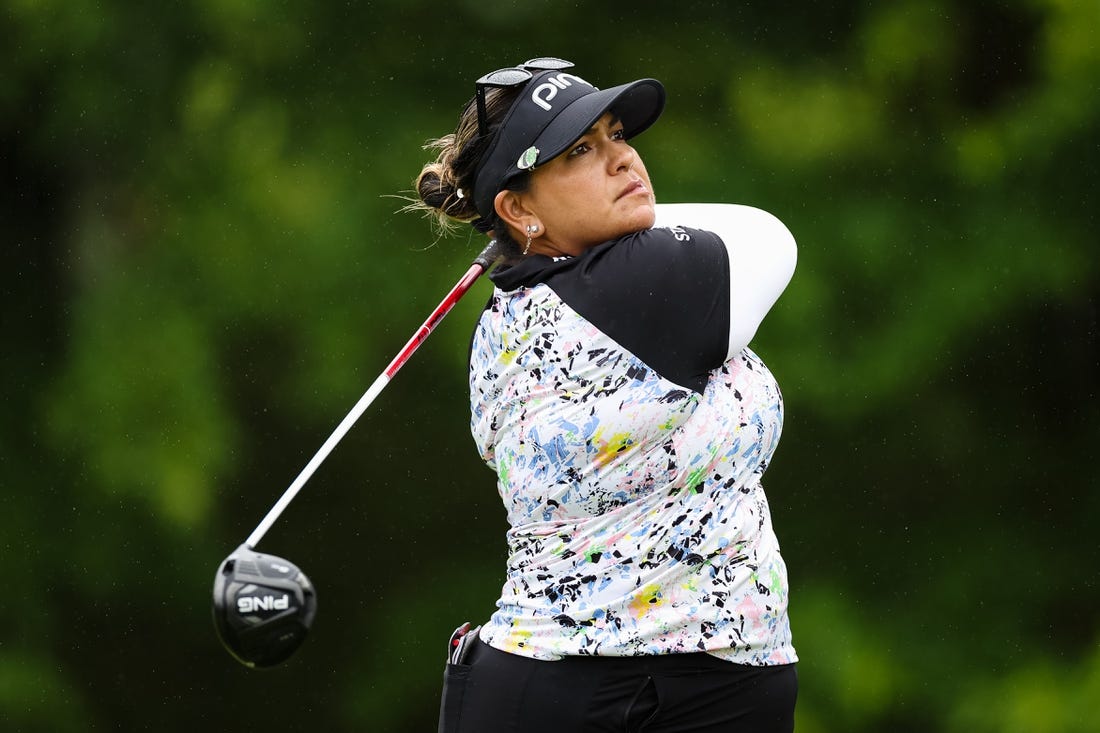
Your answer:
[610,144,636,173]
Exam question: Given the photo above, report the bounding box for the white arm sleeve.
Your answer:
[653,203,797,360]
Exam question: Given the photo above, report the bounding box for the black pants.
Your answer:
[439,637,797,733]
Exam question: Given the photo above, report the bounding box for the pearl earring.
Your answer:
[524,224,539,255]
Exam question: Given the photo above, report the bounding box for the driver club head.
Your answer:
[212,544,317,669]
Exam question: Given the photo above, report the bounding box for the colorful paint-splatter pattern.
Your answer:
[469,283,796,665]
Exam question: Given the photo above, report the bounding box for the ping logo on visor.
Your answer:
[530,73,594,111]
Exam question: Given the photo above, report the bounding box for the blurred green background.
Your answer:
[3,0,1097,730]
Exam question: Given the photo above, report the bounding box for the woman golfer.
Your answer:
[413,58,799,733]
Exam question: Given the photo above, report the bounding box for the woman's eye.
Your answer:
[611,128,625,140]
[569,142,590,156]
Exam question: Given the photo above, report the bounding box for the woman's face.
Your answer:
[503,113,656,257]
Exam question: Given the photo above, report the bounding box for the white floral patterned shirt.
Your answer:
[469,208,797,665]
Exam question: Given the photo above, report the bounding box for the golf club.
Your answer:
[213,239,505,668]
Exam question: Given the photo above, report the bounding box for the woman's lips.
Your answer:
[617,180,647,200]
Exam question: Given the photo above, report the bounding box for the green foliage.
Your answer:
[2,0,1097,730]
[0,651,89,732]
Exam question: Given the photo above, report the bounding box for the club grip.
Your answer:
[473,239,505,270]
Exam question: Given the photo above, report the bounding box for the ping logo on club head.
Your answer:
[237,593,291,614]
[531,73,593,111]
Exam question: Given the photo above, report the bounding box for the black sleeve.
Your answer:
[544,226,730,392]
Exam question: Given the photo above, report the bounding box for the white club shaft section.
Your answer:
[245,372,392,548]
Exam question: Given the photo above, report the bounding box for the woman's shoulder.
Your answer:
[561,227,729,310]
[650,203,797,287]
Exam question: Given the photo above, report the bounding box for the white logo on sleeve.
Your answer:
[666,226,691,242]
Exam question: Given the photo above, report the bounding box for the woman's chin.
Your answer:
[624,203,657,233]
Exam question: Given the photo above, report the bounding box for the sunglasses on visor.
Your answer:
[474,57,575,136]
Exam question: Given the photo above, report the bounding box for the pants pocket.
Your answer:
[437,663,472,733]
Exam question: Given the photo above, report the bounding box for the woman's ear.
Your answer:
[494,190,538,236]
